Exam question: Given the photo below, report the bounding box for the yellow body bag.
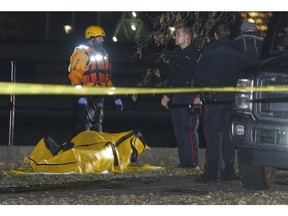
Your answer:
[27,130,150,174]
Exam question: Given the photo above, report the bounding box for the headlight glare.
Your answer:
[234,79,253,111]
[232,123,245,136]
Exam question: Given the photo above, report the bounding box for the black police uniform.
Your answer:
[167,43,200,167]
[195,38,247,182]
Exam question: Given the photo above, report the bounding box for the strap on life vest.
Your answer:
[82,48,112,86]
[82,70,112,86]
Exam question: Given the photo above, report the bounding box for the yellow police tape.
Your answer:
[1,82,288,95]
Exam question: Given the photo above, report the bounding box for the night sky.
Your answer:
[0,12,146,43]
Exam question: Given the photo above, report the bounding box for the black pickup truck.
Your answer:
[230,12,288,190]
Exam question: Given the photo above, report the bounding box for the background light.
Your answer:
[112,36,118,42]
[169,26,175,34]
[131,25,136,31]
[64,25,72,34]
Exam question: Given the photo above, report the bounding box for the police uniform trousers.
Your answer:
[73,96,104,136]
[203,102,235,182]
[170,104,199,167]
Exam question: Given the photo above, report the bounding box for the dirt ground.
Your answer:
[1,165,288,205]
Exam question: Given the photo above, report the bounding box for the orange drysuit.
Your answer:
[68,44,113,87]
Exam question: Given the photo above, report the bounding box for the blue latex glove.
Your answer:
[114,98,123,112]
[78,97,88,105]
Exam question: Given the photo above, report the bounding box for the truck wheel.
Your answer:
[238,160,277,190]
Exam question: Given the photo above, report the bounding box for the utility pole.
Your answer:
[71,12,75,34]
[8,61,16,147]
[45,12,50,40]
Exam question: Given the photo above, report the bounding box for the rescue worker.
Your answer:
[161,25,200,168]
[195,23,247,183]
[68,25,123,135]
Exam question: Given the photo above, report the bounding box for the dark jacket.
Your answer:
[195,38,247,101]
[167,43,199,87]
[166,43,199,106]
[235,31,264,64]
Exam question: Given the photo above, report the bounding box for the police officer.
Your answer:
[195,23,247,183]
[161,25,200,168]
[68,25,123,135]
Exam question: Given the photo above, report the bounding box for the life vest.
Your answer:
[80,45,113,87]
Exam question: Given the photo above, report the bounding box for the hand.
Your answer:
[161,95,170,109]
[114,98,123,112]
[78,97,88,105]
[193,96,202,108]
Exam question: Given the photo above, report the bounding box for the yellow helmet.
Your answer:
[85,25,106,39]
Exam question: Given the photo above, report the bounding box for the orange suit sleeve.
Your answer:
[68,50,89,85]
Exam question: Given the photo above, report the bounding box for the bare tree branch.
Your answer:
[132,12,239,101]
